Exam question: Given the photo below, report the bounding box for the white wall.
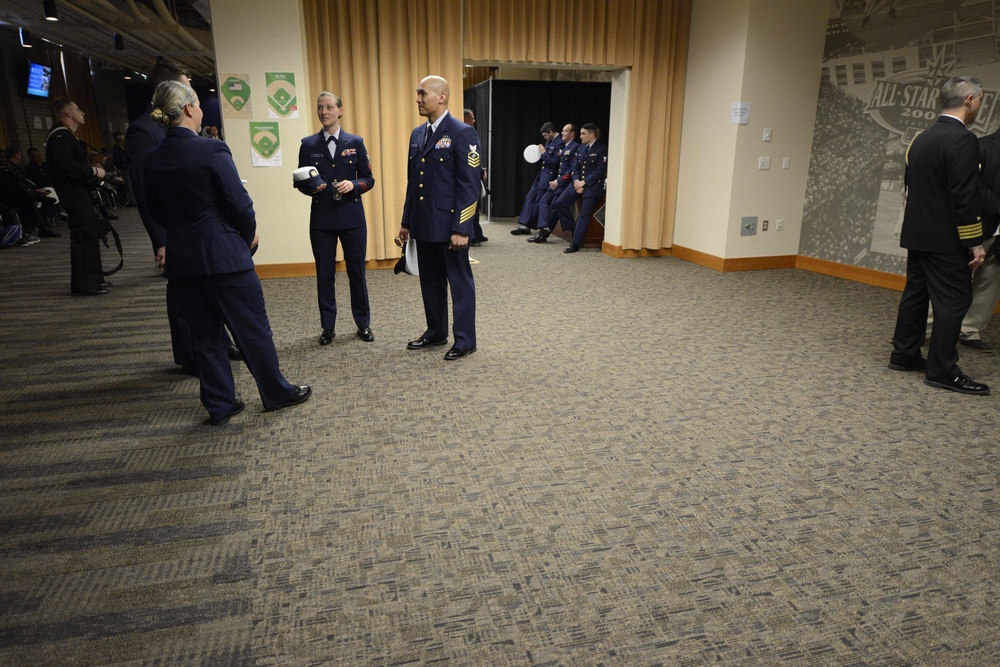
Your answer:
[210,0,315,266]
[673,0,750,257]
[674,0,827,260]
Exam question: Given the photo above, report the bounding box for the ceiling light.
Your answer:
[19,28,32,47]
[44,0,58,21]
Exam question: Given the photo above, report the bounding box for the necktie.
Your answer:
[423,124,433,151]
[327,134,337,159]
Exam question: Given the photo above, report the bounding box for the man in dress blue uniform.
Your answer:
[889,75,989,395]
[46,99,106,296]
[511,122,561,235]
[551,123,608,253]
[126,58,239,374]
[297,92,376,345]
[528,123,580,244]
[398,75,481,361]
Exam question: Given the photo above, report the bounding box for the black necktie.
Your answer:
[423,125,433,151]
[327,135,337,159]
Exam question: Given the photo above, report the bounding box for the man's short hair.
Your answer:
[4,146,20,160]
[581,123,601,136]
[941,76,982,110]
[540,122,555,134]
[150,57,190,87]
[50,98,73,117]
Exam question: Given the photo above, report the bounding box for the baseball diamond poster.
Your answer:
[800,0,1000,274]
[249,122,281,167]
[266,72,298,119]
[220,73,253,120]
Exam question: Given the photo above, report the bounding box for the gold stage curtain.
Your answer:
[302,0,465,261]
[302,0,690,254]
[463,0,690,250]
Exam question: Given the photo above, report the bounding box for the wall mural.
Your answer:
[800,0,1000,274]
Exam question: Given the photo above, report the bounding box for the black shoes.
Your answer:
[888,357,925,372]
[959,339,994,353]
[269,385,313,411]
[210,400,245,426]
[528,229,550,243]
[71,288,108,296]
[319,329,335,345]
[407,337,448,350]
[564,244,580,253]
[227,344,243,360]
[357,327,375,342]
[511,226,532,235]
[924,375,990,395]
[444,346,476,361]
[38,228,61,238]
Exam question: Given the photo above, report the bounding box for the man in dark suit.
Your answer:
[889,75,989,395]
[46,98,107,296]
[528,123,580,243]
[555,122,608,253]
[511,122,561,236]
[297,92,375,345]
[950,129,1000,353]
[127,58,238,373]
[143,81,310,425]
[463,108,489,246]
[398,75,481,360]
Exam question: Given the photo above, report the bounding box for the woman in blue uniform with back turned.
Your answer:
[143,80,312,425]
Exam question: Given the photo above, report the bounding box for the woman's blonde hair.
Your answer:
[150,80,198,128]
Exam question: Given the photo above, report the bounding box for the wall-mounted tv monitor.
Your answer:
[26,61,52,99]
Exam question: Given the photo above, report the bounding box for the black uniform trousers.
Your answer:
[891,249,973,379]
[61,194,105,293]
[309,225,370,331]
[415,241,476,348]
[172,269,296,423]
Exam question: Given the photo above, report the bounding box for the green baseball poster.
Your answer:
[249,122,281,167]
[266,72,298,119]
[220,73,252,120]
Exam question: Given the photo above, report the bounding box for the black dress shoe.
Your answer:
[319,329,335,345]
[924,374,990,395]
[71,288,108,296]
[210,399,245,426]
[528,229,550,243]
[407,337,448,350]
[470,241,481,247]
[227,344,243,360]
[564,244,580,253]
[959,339,994,353]
[101,281,113,288]
[511,226,532,235]
[357,327,374,342]
[475,236,488,243]
[269,385,313,411]
[38,228,61,238]
[888,357,925,372]
[444,346,477,361]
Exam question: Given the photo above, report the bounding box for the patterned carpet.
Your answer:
[2,210,1000,666]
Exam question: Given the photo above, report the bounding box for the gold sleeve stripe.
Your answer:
[459,202,478,223]
[957,222,983,240]
[469,156,481,168]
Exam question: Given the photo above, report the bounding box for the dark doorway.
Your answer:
[464,79,611,218]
